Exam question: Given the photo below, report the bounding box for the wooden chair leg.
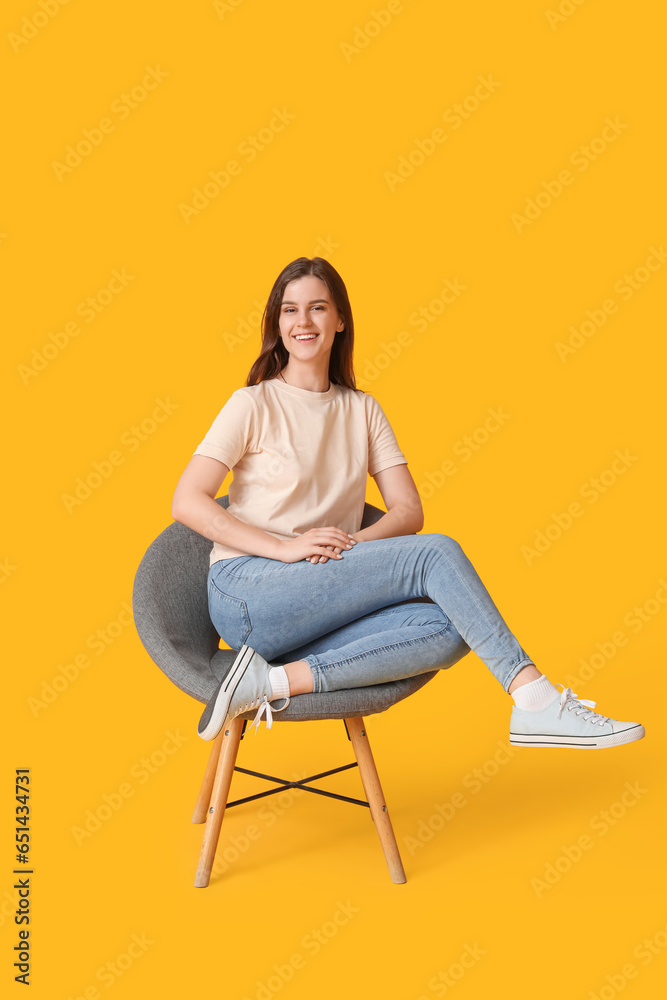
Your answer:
[194,717,244,888]
[191,730,224,824]
[346,716,407,884]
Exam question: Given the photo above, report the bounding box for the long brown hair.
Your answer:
[246,257,359,390]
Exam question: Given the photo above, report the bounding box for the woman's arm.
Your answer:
[353,464,424,542]
[172,455,285,559]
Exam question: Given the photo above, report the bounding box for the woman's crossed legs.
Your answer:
[208,532,534,695]
[202,531,644,747]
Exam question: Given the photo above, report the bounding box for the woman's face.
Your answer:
[278,275,344,364]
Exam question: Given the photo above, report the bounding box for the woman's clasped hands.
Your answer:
[278,526,359,564]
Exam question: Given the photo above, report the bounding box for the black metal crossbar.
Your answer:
[227,761,369,809]
[225,718,370,808]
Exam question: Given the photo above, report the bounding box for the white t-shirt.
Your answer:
[193,376,408,564]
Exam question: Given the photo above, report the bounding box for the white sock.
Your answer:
[512,673,559,711]
[268,666,290,702]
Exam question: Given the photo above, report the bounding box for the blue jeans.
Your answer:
[206,533,534,695]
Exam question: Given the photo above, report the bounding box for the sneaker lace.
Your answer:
[557,686,612,727]
[248,695,291,735]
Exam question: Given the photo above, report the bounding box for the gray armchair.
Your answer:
[132,497,440,886]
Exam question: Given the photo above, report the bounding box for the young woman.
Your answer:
[172,257,644,750]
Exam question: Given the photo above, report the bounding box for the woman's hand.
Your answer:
[277,527,358,564]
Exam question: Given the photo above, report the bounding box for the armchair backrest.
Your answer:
[132,497,387,701]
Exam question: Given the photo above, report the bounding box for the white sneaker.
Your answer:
[197,645,290,741]
[509,686,645,749]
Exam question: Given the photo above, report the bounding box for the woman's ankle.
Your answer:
[508,663,542,694]
[283,659,314,695]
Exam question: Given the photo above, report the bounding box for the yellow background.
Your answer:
[3,1,666,997]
